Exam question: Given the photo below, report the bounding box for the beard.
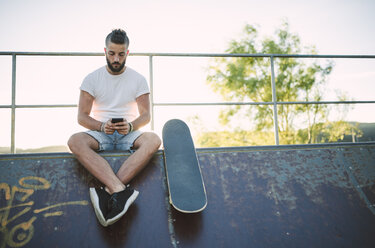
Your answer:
[106,57,126,73]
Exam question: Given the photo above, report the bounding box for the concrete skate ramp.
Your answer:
[1,143,375,247]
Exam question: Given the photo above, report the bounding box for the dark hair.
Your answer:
[105,29,129,47]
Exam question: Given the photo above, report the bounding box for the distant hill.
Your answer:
[0,145,70,154]
[341,122,375,142]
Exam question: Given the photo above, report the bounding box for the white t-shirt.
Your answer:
[80,66,150,122]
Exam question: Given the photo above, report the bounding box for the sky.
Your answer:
[0,0,374,149]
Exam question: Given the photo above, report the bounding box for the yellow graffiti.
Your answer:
[18,176,50,190]
[0,183,11,200]
[33,200,88,214]
[43,212,63,217]
[6,217,36,248]
[0,176,88,248]
[0,202,34,212]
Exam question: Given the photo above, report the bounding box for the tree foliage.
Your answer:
[204,21,360,145]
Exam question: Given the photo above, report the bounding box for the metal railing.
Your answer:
[1,51,375,153]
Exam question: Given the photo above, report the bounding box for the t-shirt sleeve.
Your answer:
[80,74,95,97]
[136,76,150,98]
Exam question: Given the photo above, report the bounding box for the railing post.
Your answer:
[11,54,16,153]
[270,56,280,145]
[149,55,155,130]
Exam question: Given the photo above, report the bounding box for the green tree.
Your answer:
[204,21,359,145]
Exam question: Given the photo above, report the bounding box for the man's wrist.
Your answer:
[128,122,133,133]
[100,122,106,132]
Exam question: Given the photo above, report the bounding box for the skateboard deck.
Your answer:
[162,119,207,213]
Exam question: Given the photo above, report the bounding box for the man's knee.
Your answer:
[67,133,81,153]
[67,132,97,154]
[136,132,161,153]
[149,132,162,150]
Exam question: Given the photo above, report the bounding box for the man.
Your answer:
[68,29,161,227]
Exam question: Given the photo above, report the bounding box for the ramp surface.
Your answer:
[1,143,375,247]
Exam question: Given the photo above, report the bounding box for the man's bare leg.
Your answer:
[67,133,125,194]
[116,132,161,185]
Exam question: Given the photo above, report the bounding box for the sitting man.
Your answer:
[68,29,161,226]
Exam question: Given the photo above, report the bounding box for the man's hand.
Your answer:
[103,119,130,135]
[113,119,130,135]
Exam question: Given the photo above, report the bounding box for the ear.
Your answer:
[126,50,130,55]
[104,47,107,54]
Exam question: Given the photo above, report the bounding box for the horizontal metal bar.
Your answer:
[153,100,375,106]
[131,53,375,59]
[1,51,375,59]
[277,100,375,105]
[0,52,104,56]
[17,104,77,108]
[154,102,273,106]
[0,100,374,109]
[0,104,77,108]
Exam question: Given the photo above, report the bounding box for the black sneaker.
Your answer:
[89,187,111,227]
[106,186,139,226]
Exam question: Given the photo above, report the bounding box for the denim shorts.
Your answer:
[86,130,142,151]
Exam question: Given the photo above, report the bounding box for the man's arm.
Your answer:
[77,90,102,131]
[114,93,151,135]
[131,93,151,131]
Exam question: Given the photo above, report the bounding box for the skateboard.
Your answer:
[162,119,207,213]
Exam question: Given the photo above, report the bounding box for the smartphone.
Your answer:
[111,118,124,123]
